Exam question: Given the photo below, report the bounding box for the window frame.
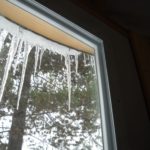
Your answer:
[1,0,117,149]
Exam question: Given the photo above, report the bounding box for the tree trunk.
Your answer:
[7,49,35,150]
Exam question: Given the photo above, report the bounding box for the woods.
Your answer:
[0,21,103,150]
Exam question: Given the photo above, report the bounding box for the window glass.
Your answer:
[0,16,103,150]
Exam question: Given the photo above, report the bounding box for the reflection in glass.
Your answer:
[0,16,103,150]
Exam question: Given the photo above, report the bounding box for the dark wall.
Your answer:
[131,33,150,117]
[36,0,150,149]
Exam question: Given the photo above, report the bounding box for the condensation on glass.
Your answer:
[0,16,103,150]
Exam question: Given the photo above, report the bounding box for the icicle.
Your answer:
[90,56,94,68]
[83,53,86,65]
[68,55,71,111]
[61,55,63,62]
[13,39,23,75]
[39,48,45,70]
[0,36,19,102]
[48,49,52,55]
[34,45,40,76]
[87,54,90,63]
[75,54,78,74]
[90,55,96,75]
[65,52,71,111]
[17,41,31,109]
[0,29,8,52]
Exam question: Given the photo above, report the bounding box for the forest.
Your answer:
[0,16,103,150]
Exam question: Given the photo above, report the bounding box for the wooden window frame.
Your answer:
[0,0,95,54]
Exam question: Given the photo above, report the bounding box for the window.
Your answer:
[0,0,117,150]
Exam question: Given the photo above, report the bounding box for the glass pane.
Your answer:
[0,16,103,150]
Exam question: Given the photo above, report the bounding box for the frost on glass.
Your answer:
[0,16,103,150]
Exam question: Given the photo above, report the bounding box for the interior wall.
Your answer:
[130,33,150,117]
[36,0,150,149]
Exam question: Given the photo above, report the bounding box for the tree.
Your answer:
[0,29,103,150]
[7,46,35,150]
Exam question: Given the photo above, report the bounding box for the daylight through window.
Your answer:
[0,16,103,150]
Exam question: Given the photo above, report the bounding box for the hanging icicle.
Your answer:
[83,53,86,66]
[39,48,45,70]
[64,52,72,111]
[0,29,8,52]
[90,55,96,75]
[75,54,78,74]
[68,53,71,111]
[0,35,19,102]
[13,39,23,75]
[34,45,40,76]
